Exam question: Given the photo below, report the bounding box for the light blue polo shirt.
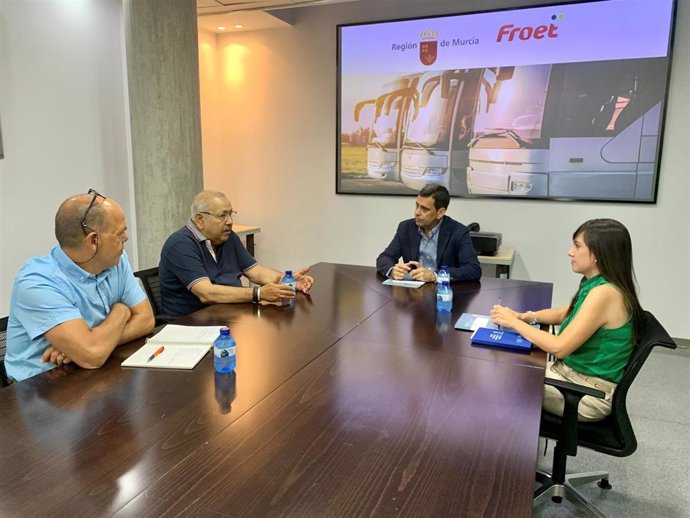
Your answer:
[6,246,146,382]
[418,219,442,270]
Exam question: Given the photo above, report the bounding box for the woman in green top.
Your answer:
[491,219,643,421]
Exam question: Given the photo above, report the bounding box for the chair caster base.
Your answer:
[535,469,610,518]
[598,478,612,490]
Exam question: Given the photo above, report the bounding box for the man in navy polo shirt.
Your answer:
[159,190,314,316]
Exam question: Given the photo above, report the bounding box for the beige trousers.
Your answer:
[543,360,617,422]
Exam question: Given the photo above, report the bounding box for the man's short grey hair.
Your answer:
[191,191,227,218]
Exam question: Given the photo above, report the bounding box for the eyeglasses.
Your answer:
[199,210,237,221]
[81,188,106,234]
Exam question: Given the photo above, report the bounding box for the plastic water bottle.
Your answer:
[281,270,297,289]
[436,281,453,313]
[281,270,297,306]
[213,326,236,373]
[437,265,450,285]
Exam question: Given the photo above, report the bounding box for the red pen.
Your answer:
[147,346,164,363]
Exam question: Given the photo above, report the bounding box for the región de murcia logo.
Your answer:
[419,28,438,66]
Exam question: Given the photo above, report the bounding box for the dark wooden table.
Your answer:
[0,263,552,518]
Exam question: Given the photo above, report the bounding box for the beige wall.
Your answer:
[198,0,690,338]
[0,0,204,312]
[199,28,226,194]
[0,0,133,312]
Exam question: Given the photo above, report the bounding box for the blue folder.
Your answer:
[471,327,532,352]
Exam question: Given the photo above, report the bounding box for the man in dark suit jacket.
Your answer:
[376,184,481,282]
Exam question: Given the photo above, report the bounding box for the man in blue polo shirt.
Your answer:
[159,190,314,316]
[5,190,155,382]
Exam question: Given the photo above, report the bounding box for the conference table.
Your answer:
[0,262,552,517]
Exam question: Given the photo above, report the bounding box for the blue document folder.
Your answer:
[471,327,532,352]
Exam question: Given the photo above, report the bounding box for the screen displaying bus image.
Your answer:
[467,58,669,200]
[337,0,676,202]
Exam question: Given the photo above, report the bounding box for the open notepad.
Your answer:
[121,325,219,369]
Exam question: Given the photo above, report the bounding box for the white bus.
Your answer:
[467,59,668,200]
[353,75,420,181]
[399,68,485,195]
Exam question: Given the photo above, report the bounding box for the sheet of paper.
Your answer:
[455,313,542,332]
[382,279,425,288]
[469,316,491,330]
[146,325,221,345]
[455,313,498,331]
[121,342,210,369]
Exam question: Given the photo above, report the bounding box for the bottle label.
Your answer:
[281,276,297,306]
[214,346,236,358]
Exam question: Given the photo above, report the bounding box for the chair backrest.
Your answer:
[0,316,9,387]
[580,310,676,457]
[133,267,163,317]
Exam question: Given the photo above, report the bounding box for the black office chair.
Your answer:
[534,311,676,517]
[133,267,175,327]
[0,316,9,387]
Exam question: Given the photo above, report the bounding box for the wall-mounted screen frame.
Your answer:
[336,0,677,203]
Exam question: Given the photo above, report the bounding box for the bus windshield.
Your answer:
[474,65,551,139]
[370,95,403,147]
[404,75,458,149]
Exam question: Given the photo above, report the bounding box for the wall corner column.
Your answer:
[124,0,203,268]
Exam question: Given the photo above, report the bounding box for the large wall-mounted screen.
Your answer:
[337,0,676,202]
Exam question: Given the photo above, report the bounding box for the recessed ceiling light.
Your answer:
[217,26,226,31]
[234,24,243,29]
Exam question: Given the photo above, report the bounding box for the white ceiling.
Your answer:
[197,0,364,33]
[197,11,292,32]
[197,0,361,13]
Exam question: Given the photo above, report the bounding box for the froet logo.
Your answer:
[419,28,438,66]
[496,13,563,43]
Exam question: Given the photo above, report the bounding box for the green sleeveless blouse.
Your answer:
[558,275,634,383]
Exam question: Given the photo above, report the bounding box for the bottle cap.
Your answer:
[220,326,230,336]
[285,270,293,276]
[440,265,448,270]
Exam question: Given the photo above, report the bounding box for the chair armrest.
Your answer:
[545,377,605,400]
[544,378,605,456]
[0,361,9,388]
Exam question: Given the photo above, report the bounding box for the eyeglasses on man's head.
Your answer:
[81,188,106,235]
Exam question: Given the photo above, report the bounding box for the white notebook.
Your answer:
[121,325,219,369]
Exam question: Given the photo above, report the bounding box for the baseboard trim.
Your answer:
[672,337,690,350]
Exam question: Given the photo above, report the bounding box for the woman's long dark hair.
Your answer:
[566,219,644,342]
